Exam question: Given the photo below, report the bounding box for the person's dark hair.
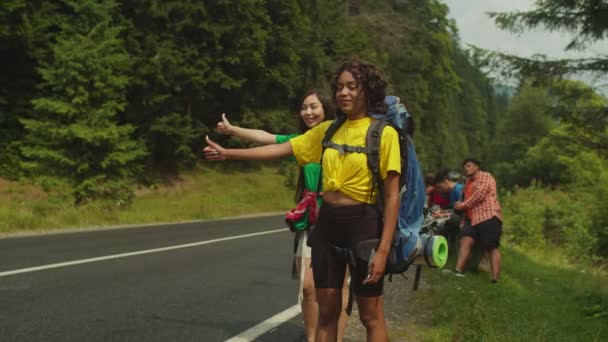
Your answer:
[330,57,387,115]
[424,173,436,186]
[462,157,481,168]
[295,88,335,202]
[297,88,336,133]
[433,169,451,185]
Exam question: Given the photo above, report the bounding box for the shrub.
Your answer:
[502,183,599,262]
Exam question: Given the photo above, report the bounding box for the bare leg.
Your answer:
[456,236,475,272]
[337,267,350,342]
[356,295,388,342]
[298,257,318,342]
[315,289,342,342]
[488,248,501,281]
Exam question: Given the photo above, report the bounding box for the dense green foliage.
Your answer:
[19,0,146,204]
[0,0,605,261]
[476,0,608,261]
[1,0,501,197]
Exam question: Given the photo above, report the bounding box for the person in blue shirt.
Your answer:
[432,170,464,242]
[435,171,464,209]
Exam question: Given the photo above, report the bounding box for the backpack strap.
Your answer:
[329,244,357,315]
[321,116,347,151]
[366,119,389,205]
[322,141,372,155]
[315,116,346,194]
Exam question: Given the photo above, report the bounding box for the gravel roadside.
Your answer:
[342,266,438,342]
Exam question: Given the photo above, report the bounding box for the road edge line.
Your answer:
[224,304,301,342]
[0,228,288,277]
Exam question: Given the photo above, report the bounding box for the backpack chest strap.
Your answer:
[322,140,372,155]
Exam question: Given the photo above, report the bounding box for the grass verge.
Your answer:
[394,246,608,341]
[0,165,294,234]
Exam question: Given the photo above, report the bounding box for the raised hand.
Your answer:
[215,113,233,135]
[203,135,227,161]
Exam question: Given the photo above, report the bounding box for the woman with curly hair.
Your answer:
[204,57,400,342]
[213,88,350,342]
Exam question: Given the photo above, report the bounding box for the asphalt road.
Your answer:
[0,215,308,342]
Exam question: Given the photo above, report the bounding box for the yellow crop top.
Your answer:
[289,116,401,204]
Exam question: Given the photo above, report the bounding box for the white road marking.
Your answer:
[0,228,288,277]
[224,304,302,342]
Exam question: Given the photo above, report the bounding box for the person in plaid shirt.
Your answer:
[452,158,503,283]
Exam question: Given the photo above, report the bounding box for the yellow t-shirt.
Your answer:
[289,116,401,204]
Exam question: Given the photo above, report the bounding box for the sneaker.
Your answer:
[441,269,465,277]
[441,269,454,275]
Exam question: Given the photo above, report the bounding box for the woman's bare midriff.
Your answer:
[322,190,364,206]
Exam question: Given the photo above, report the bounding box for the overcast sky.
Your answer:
[440,0,608,59]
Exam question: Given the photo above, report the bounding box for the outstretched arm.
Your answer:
[216,113,277,145]
[204,135,293,161]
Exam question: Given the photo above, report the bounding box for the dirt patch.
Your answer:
[0,178,48,201]
[133,174,193,196]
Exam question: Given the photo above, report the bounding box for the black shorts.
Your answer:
[462,217,502,249]
[310,203,384,297]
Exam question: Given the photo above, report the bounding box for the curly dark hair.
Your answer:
[425,173,436,186]
[297,88,336,133]
[330,57,387,115]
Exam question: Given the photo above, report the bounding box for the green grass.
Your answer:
[0,165,294,234]
[398,246,608,342]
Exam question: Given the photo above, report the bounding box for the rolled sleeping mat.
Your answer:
[411,234,448,268]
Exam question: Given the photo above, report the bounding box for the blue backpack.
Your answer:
[321,96,428,274]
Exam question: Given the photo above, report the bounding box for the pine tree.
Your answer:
[20,0,146,205]
[0,0,31,178]
[492,81,555,187]
[122,0,277,173]
[476,0,608,81]
[474,0,608,158]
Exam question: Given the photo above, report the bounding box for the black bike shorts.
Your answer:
[311,203,384,297]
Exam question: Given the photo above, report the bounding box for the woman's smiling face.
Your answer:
[335,71,366,116]
[300,94,325,128]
